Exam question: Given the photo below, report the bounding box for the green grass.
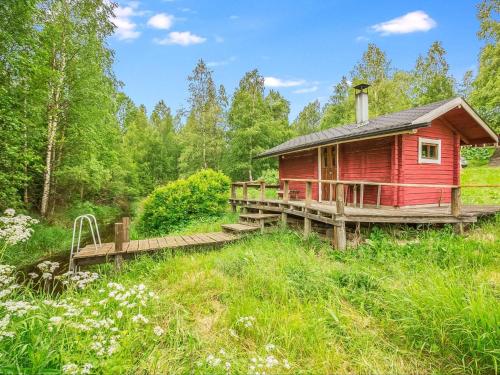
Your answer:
[2,216,499,374]
[462,165,500,205]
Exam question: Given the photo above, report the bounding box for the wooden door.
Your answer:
[321,146,336,201]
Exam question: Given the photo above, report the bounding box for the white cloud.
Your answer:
[293,86,318,94]
[111,5,141,40]
[214,35,224,43]
[264,77,306,88]
[371,11,436,35]
[154,31,206,46]
[207,56,236,67]
[147,13,174,30]
[229,15,239,20]
[355,35,370,42]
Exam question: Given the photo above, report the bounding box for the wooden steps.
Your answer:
[222,223,260,234]
[238,213,280,232]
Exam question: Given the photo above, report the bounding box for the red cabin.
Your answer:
[258,86,498,207]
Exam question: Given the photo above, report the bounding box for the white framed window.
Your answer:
[418,137,441,164]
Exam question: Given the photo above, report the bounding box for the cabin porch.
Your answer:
[229,180,500,249]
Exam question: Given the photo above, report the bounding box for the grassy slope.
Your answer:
[462,165,500,205]
[38,217,497,374]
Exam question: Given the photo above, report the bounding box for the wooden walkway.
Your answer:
[73,231,240,266]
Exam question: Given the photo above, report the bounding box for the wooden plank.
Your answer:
[148,238,160,250]
[126,240,140,253]
[164,236,179,247]
[138,239,150,251]
[157,237,168,249]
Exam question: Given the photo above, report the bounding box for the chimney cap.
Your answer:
[354,83,370,91]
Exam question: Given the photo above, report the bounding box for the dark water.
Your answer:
[18,215,120,293]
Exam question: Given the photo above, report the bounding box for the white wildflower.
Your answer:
[1,300,38,316]
[0,210,38,245]
[28,272,38,279]
[132,314,148,324]
[41,272,52,280]
[0,314,14,339]
[62,363,79,375]
[265,343,275,352]
[236,316,256,328]
[49,316,63,325]
[81,363,93,374]
[116,310,123,319]
[283,359,291,369]
[153,326,164,336]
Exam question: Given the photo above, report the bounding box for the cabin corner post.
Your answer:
[451,187,461,217]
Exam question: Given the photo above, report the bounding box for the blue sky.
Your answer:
[110,0,482,119]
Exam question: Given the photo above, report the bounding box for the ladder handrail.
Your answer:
[69,214,102,271]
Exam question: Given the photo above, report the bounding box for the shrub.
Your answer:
[461,146,494,162]
[139,169,230,235]
[259,169,279,184]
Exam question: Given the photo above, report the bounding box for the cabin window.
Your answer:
[418,137,441,164]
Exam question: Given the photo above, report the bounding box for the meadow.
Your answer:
[0,164,499,374]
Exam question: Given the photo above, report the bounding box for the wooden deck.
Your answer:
[230,197,500,224]
[73,231,240,266]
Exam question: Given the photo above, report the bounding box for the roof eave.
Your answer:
[412,97,498,143]
[255,122,430,159]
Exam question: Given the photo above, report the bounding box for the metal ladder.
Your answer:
[69,214,102,271]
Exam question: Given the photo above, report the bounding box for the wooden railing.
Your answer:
[231,180,280,202]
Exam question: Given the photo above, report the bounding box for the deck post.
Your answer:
[231,184,237,212]
[335,183,345,215]
[451,187,461,217]
[333,220,346,250]
[305,181,312,206]
[122,217,130,243]
[359,184,364,209]
[304,211,311,236]
[242,183,248,200]
[376,185,381,208]
[283,180,289,203]
[281,212,288,226]
[260,180,266,201]
[333,183,346,250]
[114,222,124,271]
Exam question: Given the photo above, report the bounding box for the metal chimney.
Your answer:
[354,83,370,124]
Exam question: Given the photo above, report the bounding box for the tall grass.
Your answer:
[2,215,498,373]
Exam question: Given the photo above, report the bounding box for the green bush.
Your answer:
[139,169,230,235]
[259,168,279,184]
[461,146,494,162]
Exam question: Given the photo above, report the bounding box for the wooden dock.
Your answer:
[73,231,241,266]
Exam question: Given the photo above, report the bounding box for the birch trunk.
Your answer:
[40,44,66,217]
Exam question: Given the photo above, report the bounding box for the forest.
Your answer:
[1,0,498,218]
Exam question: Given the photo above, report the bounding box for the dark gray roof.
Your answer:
[257,98,457,158]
